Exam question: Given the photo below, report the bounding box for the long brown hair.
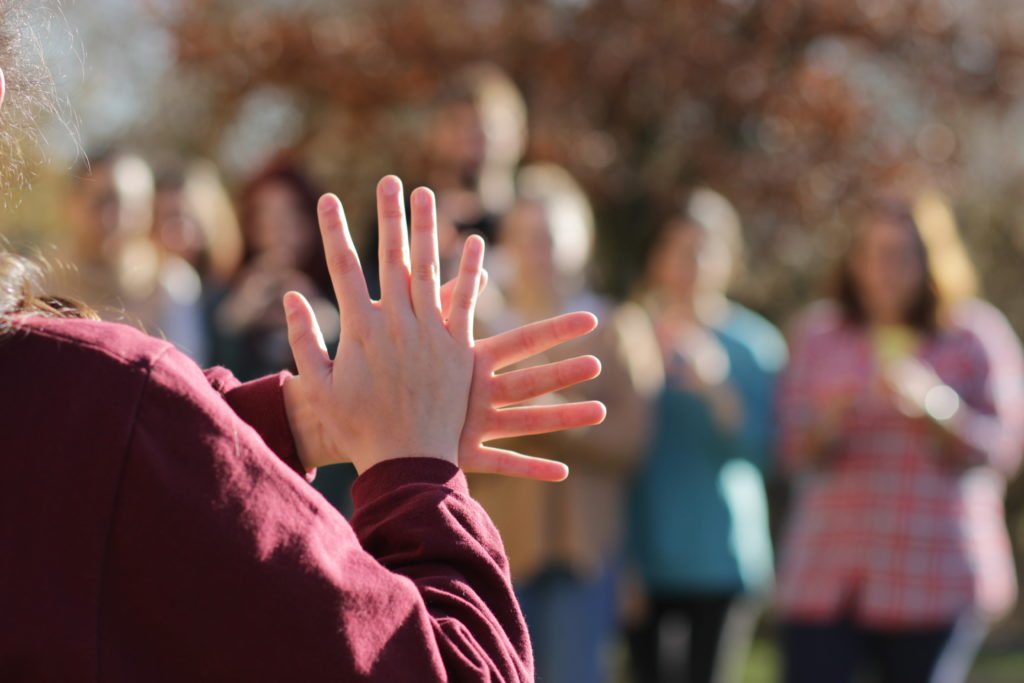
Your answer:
[0,249,97,337]
[236,157,333,299]
[835,200,942,332]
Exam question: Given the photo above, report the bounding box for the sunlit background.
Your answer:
[9,1,1024,680]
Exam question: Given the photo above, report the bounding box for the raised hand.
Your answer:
[282,176,478,474]
[282,176,605,480]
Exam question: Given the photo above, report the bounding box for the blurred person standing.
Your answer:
[363,64,527,298]
[470,164,660,683]
[776,201,1018,683]
[914,190,1024,479]
[422,63,526,247]
[65,148,208,362]
[215,158,337,381]
[911,190,1024,682]
[154,159,245,365]
[626,190,786,683]
[154,160,244,294]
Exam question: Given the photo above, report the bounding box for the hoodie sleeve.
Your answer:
[98,347,531,682]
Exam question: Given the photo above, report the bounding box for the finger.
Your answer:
[283,291,331,382]
[477,311,599,371]
[461,446,569,482]
[376,175,411,310]
[446,235,486,344]
[491,355,602,407]
[317,193,370,324]
[485,401,607,440]
[441,268,489,321]
[408,187,442,320]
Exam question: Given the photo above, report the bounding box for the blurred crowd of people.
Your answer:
[53,64,1024,683]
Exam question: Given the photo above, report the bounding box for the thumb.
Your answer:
[283,291,330,381]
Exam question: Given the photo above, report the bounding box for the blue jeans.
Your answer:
[515,561,619,683]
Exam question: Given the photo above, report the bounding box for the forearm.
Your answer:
[804,421,844,468]
[781,407,846,472]
[695,381,744,437]
[351,458,532,681]
[925,401,1002,469]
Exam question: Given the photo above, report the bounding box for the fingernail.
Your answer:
[414,188,431,208]
[381,176,401,197]
[319,194,339,214]
[283,294,299,317]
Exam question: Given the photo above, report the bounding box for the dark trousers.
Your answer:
[781,618,956,683]
[628,592,750,683]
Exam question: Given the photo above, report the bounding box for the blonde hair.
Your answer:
[913,189,979,305]
[515,163,595,276]
[179,160,243,283]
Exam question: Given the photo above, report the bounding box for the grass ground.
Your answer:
[739,638,1024,683]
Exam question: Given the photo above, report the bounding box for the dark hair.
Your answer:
[642,210,696,261]
[0,249,98,337]
[237,156,332,298]
[835,200,941,332]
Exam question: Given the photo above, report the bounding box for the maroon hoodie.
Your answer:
[0,315,531,682]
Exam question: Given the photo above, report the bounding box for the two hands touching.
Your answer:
[280,176,606,481]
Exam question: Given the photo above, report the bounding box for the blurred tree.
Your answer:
[150,0,1024,317]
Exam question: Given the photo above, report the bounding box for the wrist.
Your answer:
[353,449,458,476]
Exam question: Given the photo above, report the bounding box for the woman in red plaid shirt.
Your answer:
[776,200,1019,683]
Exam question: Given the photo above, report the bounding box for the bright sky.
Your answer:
[44,0,172,160]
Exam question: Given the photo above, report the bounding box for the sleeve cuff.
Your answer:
[221,371,312,480]
[351,457,466,508]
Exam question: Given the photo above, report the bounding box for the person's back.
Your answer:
[1,316,163,677]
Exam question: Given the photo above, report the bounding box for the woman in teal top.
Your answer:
[627,191,786,683]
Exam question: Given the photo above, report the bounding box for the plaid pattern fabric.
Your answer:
[776,304,1017,626]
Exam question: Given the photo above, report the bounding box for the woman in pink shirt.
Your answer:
[776,201,1016,683]
[0,12,606,679]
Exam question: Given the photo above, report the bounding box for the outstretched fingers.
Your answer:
[408,187,442,320]
[376,175,411,310]
[485,401,606,440]
[317,193,370,324]
[461,446,570,481]
[446,235,486,344]
[477,311,599,371]
[490,355,602,407]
